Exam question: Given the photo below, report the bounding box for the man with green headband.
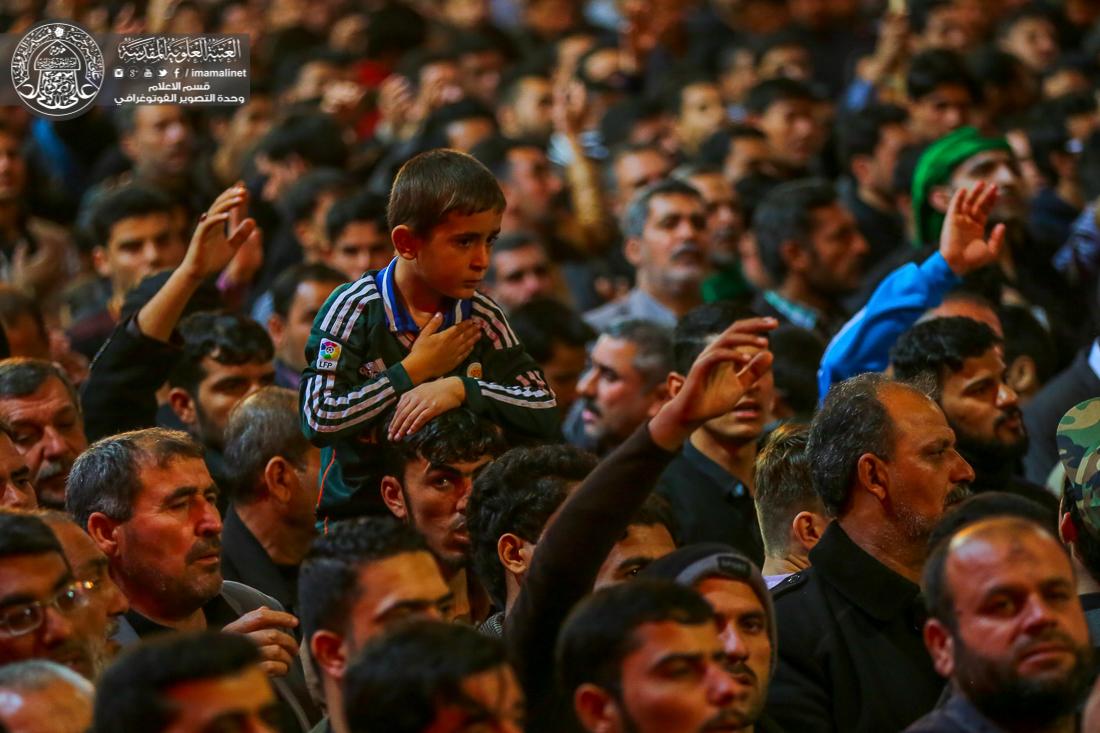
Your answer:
[819,126,1033,398]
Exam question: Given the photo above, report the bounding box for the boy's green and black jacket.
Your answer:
[300,259,560,522]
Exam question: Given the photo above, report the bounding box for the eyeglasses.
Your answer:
[0,582,88,638]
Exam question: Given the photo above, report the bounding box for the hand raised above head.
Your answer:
[939,182,1006,277]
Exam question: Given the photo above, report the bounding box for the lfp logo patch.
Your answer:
[317,338,342,372]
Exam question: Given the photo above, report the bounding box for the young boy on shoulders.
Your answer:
[300,150,560,520]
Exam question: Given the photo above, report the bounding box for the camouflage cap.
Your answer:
[1057,397,1100,535]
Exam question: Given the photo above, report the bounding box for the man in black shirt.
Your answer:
[656,304,778,564]
[767,373,975,732]
[221,387,320,618]
[65,427,318,732]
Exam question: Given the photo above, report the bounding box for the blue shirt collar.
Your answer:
[378,258,472,334]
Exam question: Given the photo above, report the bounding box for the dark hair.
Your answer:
[622,178,703,239]
[469,135,538,183]
[222,387,312,504]
[93,631,262,733]
[753,178,837,283]
[809,373,897,516]
[894,141,931,194]
[66,428,205,530]
[838,104,909,171]
[467,444,594,606]
[600,98,667,149]
[1079,129,1100,202]
[168,312,274,395]
[769,325,826,419]
[324,190,389,245]
[278,168,352,225]
[754,423,818,557]
[88,185,176,248]
[387,149,506,237]
[890,317,1001,398]
[0,358,79,411]
[0,287,46,346]
[0,512,63,561]
[1027,119,1071,183]
[509,298,594,363]
[421,99,499,149]
[672,301,756,375]
[662,73,719,118]
[996,3,1059,39]
[270,263,346,319]
[255,112,348,169]
[631,493,679,541]
[929,491,1056,551]
[378,408,506,483]
[344,620,510,733]
[698,125,767,170]
[907,49,979,101]
[497,66,550,111]
[908,0,956,34]
[999,305,1057,385]
[744,77,815,115]
[298,517,431,661]
[923,515,1056,631]
[752,29,808,66]
[603,320,674,390]
[557,579,714,696]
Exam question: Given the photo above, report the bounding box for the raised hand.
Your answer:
[649,317,777,451]
[553,78,588,138]
[401,314,482,385]
[939,182,1006,276]
[181,183,258,281]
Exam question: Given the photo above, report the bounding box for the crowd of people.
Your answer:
[4,0,1100,730]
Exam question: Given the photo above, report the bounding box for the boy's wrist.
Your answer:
[401,355,427,385]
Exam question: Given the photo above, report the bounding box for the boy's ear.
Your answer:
[392,225,421,260]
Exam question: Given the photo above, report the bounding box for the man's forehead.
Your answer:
[954,149,1015,177]
[947,527,1071,591]
[630,619,718,659]
[648,193,704,218]
[0,377,75,413]
[135,455,212,499]
[355,552,446,603]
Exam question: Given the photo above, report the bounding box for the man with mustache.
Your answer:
[66,427,320,731]
[379,408,507,625]
[655,305,778,563]
[585,179,712,334]
[891,316,1056,513]
[767,373,975,732]
[907,516,1092,732]
[751,178,869,341]
[0,359,86,510]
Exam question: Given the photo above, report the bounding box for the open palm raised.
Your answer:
[182,183,259,280]
[939,181,1006,276]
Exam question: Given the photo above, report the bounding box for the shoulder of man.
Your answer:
[221,580,285,615]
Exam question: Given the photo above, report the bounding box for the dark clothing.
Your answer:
[1030,187,1080,256]
[308,720,332,733]
[507,425,679,733]
[221,507,300,619]
[751,289,847,342]
[274,359,301,390]
[68,307,117,360]
[1023,342,1100,484]
[904,694,1012,733]
[971,471,1060,521]
[655,441,764,566]
[842,180,906,276]
[1081,592,1100,652]
[115,580,321,733]
[767,523,943,733]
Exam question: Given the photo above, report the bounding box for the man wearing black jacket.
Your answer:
[766,373,975,732]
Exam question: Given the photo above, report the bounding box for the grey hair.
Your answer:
[0,659,94,694]
[0,358,80,413]
[621,178,703,239]
[66,428,205,531]
[222,387,311,504]
[604,319,674,390]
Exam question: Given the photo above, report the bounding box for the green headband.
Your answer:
[910,126,1012,248]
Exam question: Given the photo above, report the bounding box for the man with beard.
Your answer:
[0,513,102,680]
[560,579,774,733]
[906,516,1092,733]
[379,408,506,625]
[655,304,778,563]
[751,179,869,341]
[890,316,1057,513]
[37,510,129,680]
[585,180,712,333]
[767,373,975,732]
[66,427,320,731]
[569,319,673,456]
[0,359,87,510]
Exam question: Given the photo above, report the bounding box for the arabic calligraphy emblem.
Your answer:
[10,23,103,119]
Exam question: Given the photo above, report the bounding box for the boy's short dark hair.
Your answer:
[386,149,506,237]
[88,185,176,247]
[744,78,815,116]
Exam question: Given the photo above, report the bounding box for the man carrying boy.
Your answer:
[300,150,559,521]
